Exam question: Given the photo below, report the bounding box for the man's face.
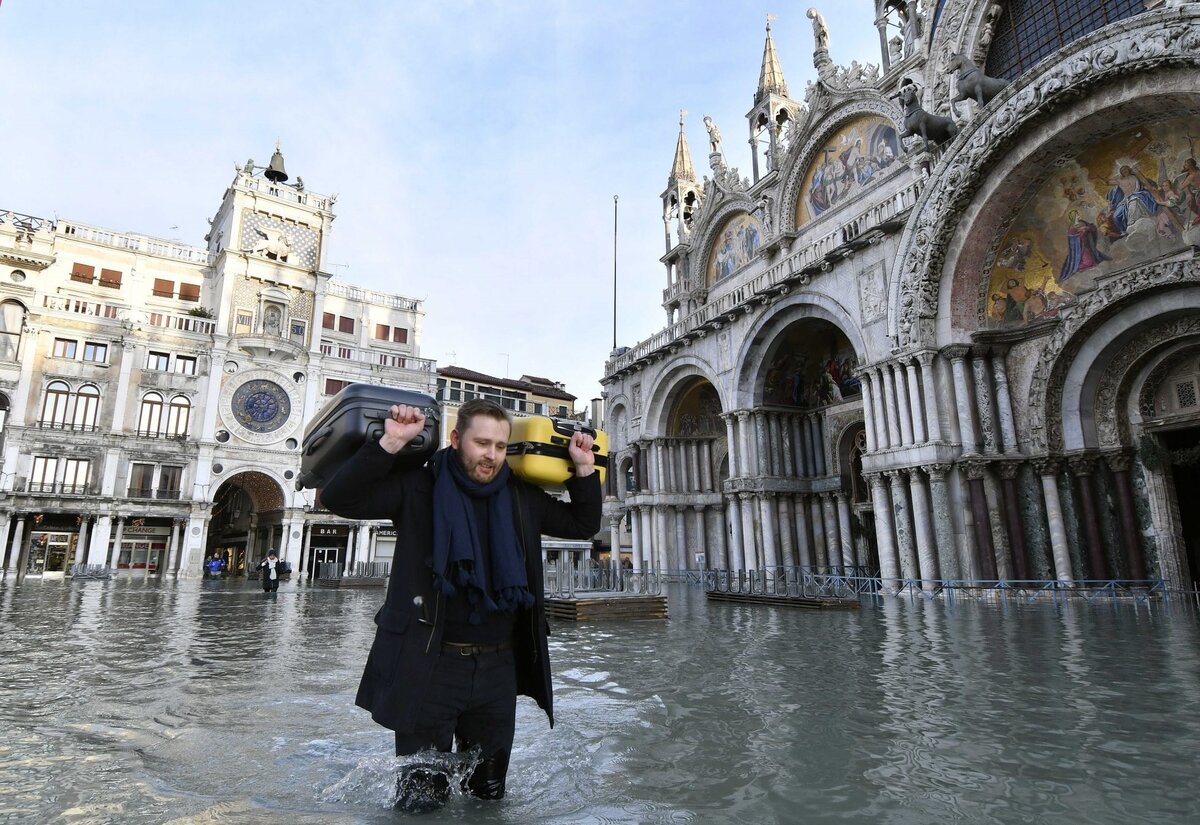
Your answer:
[451,415,510,484]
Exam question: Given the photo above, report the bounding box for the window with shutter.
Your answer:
[152,278,174,298]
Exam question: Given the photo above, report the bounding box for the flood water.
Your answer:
[1,578,1198,824]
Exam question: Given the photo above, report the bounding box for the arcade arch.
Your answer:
[206,470,286,576]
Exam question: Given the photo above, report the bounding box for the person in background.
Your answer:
[257,550,281,592]
[320,398,601,811]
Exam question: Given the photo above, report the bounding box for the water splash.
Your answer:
[317,748,482,811]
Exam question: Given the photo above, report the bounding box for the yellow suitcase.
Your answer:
[506,416,608,487]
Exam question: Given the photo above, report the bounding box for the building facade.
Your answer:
[0,149,436,579]
[600,1,1200,589]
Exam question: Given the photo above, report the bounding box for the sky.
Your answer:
[0,0,884,406]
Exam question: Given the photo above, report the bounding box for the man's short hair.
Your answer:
[455,398,511,436]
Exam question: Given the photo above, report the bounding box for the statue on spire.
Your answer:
[807,7,829,53]
[703,116,723,155]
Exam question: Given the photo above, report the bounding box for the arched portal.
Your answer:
[206,471,285,577]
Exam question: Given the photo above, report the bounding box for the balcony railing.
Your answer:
[58,220,215,265]
[156,488,182,500]
[36,421,100,432]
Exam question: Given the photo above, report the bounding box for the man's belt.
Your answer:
[441,640,513,656]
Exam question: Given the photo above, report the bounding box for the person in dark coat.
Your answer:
[320,398,601,810]
[257,550,281,592]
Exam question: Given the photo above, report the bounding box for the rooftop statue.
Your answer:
[703,116,722,154]
[807,7,829,52]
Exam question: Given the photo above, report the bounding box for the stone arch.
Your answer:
[1025,257,1200,453]
[641,357,726,437]
[732,292,867,410]
[778,97,905,236]
[213,467,287,512]
[887,8,1200,350]
[691,199,753,286]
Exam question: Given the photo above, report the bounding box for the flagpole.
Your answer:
[612,194,619,353]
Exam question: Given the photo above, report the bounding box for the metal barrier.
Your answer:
[69,564,112,579]
[544,561,665,597]
[699,570,1172,605]
[318,561,390,580]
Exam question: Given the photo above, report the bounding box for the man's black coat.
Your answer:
[319,439,602,734]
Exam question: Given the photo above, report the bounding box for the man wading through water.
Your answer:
[321,398,601,811]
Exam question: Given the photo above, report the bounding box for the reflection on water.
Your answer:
[1,579,1198,824]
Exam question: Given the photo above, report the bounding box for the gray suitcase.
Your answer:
[296,383,439,490]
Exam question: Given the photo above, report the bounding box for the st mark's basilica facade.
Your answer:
[600,0,1200,590]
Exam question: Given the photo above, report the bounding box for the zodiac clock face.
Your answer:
[232,379,290,433]
[220,370,302,444]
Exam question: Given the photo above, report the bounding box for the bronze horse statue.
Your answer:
[947,53,1009,108]
[897,81,957,151]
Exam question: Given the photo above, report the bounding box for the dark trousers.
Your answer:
[262,577,279,592]
[394,647,517,806]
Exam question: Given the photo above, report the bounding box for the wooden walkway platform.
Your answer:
[705,591,860,610]
[546,591,668,622]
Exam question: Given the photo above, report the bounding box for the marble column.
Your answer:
[780,415,796,478]
[860,374,878,452]
[790,416,805,476]
[870,367,891,449]
[109,516,126,568]
[868,475,900,589]
[799,414,814,477]
[166,519,180,576]
[794,494,814,569]
[692,506,708,568]
[759,494,779,572]
[609,513,623,570]
[714,505,729,570]
[836,493,855,571]
[687,441,700,491]
[1068,455,1108,580]
[904,357,927,444]
[962,460,997,580]
[996,461,1029,580]
[2,515,21,577]
[821,494,842,572]
[777,495,796,568]
[300,522,313,578]
[78,517,93,567]
[991,349,1020,455]
[880,365,902,448]
[630,507,643,572]
[885,470,918,583]
[767,414,782,477]
[925,464,959,581]
[674,506,688,571]
[723,414,738,479]
[736,412,753,478]
[810,495,828,571]
[917,351,941,442]
[810,415,828,476]
[945,346,978,454]
[726,497,743,572]
[1106,452,1147,580]
[700,441,714,491]
[655,504,671,572]
[907,469,939,589]
[892,363,915,446]
[971,352,999,455]
[641,506,654,569]
[739,493,758,570]
[1032,458,1073,583]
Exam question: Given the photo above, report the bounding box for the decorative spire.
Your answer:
[756,14,789,103]
[669,109,696,184]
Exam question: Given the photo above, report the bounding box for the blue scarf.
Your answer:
[430,448,533,621]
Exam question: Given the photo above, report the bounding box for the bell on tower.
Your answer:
[661,110,701,253]
[747,14,799,183]
[264,142,289,183]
